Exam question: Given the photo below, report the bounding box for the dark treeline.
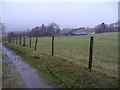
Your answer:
[7,21,120,40]
[30,23,61,37]
[95,20,120,34]
[7,23,62,40]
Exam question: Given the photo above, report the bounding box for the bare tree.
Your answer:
[56,28,61,37]
[47,22,60,36]
[40,24,46,36]
[95,22,107,33]
[30,27,40,37]
[30,23,61,37]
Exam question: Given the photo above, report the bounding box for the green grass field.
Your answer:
[24,32,118,77]
[5,32,118,88]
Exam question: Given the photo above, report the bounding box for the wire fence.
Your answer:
[8,33,118,76]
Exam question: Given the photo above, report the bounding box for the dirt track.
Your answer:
[2,44,53,88]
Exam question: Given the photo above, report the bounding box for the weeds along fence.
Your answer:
[9,34,94,72]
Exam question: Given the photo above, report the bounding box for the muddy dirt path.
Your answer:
[2,45,53,88]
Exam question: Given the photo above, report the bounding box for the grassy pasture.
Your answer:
[23,32,118,77]
[5,32,118,88]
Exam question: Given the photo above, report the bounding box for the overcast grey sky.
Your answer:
[0,2,118,32]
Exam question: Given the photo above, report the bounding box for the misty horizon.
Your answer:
[0,2,118,32]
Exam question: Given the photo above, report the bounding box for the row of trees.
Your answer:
[30,23,61,37]
[95,20,120,34]
[8,23,62,40]
[7,21,120,39]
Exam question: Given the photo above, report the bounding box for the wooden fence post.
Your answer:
[23,36,25,46]
[8,37,11,43]
[11,38,13,43]
[30,34,31,48]
[16,38,17,44]
[10,38,12,43]
[13,38,14,44]
[19,34,21,45]
[88,36,94,72]
[52,35,54,56]
[35,36,38,50]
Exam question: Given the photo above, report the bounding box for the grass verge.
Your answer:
[4,42,118,88]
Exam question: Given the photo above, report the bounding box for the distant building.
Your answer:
[63,28,95,36]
